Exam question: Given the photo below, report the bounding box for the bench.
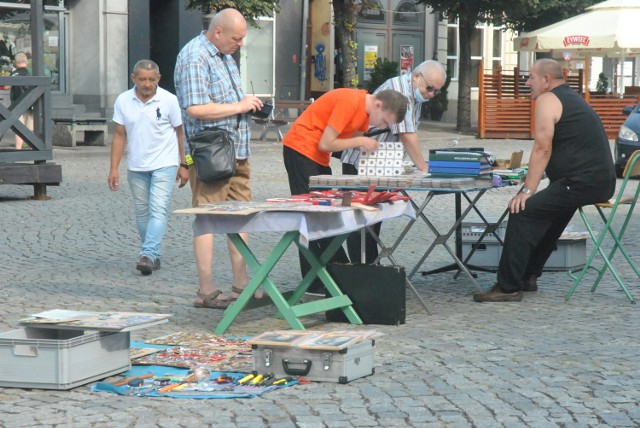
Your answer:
[252,98,314,141]
[52,117,109,147]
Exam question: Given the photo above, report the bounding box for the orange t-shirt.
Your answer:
[282,88,370,166]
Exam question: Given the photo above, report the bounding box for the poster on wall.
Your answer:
[400,45,414,75]
[364,45,378,80]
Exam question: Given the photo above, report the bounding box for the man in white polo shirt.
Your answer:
[108,59,188,275]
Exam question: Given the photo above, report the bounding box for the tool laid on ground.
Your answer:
[111,373,154,387]
[236,373,255,385]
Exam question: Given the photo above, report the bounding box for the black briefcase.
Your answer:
[325,263,406,325]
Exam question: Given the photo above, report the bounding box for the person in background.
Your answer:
[282,87,408,294]
[473,58,616,302]
[174,8,265,309]
[9,52,33,150]
[341,60,446,263]
[108,59,188,275]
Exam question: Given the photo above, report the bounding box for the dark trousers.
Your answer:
[497,177,615,292]
[283,146,349,290]
[342,162,380,264]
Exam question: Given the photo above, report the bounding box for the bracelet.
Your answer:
[179,163,189,169]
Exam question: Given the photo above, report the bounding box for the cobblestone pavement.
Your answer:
[0,122,639,427]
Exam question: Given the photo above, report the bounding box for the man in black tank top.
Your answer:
[474,59,616,302]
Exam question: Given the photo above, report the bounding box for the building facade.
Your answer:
[0,0,517,125]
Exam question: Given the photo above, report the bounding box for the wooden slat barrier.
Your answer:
[478,61,635,140]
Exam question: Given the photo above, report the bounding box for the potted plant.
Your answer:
[425,69,451,121]
[367,58,399,93]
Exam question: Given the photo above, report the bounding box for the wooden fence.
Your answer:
[478,63,638,140]
[0,76,61,199]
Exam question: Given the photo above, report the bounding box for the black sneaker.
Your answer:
[136,256,153,275]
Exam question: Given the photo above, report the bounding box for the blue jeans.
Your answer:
[127,166,177,262]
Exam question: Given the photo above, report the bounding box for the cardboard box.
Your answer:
[0,327,130,390]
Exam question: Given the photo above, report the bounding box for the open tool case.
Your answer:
[0,310,170,390]
[249,330,377,384]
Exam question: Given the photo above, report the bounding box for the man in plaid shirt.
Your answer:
[174,8,265,309]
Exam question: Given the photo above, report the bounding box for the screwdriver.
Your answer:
[236,373,255,385]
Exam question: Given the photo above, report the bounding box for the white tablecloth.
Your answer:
[191,201,415,246]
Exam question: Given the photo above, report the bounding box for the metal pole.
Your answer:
[31,0,49,199]
[299,0,309,100]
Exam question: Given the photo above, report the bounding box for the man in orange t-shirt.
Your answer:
[282,88,408,294]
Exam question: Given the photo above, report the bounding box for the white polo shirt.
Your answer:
[112,86,182,171]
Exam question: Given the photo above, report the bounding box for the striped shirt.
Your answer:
[341,73,421,166]
[174,32,251,159]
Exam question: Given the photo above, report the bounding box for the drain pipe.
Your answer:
[300,0,309,100]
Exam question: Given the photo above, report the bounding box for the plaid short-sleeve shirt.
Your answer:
[174,32,251,159]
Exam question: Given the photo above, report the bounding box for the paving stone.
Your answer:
[0,125,638,427]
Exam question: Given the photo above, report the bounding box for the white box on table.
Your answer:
[0,327,130,390]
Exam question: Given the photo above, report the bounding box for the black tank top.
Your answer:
[546,85,615,186]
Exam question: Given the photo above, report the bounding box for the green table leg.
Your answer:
[294,234,362,325]
[214,231,362,334]
[214,232,305,334]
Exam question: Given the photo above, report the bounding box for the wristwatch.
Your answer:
[179,163,189,169]
[519,187,532,194]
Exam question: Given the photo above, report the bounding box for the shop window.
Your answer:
[0,4,64,92]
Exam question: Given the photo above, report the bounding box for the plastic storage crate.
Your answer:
[0,327,130,390]
[462,238,586,271]
[461,219,507,243]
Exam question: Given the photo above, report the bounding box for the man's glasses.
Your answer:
[419,72,440,95]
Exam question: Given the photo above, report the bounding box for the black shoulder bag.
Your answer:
[189,54,242,183]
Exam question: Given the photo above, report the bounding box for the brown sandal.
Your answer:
[231,286,268,301]
[193,290,233,309]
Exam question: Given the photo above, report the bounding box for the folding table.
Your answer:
[176,201,414,334]
[311,176,512,310]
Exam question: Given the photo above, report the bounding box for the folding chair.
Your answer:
[566,150,640,303]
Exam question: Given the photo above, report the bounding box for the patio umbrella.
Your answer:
[514,0,640,56]
[513,0,640,94]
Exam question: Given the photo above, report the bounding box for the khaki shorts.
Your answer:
[189,159,252,208]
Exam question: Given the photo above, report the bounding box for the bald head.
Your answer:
[14,52,27,67]
[532,59,564,81]
[206,8,247,55]
[209,8,246,33]
[526,58,566,99]
[414,60,446,84]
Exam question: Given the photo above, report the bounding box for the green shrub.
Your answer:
[367,58,399,93]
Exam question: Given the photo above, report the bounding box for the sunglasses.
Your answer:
[419,72,440,95]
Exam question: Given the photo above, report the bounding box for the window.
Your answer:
[240,17,275,97]
[0,1,65,92]
[470,28,484,87]
[358,0,386,24]
[446,21,458,80]
[393,1,421,27]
